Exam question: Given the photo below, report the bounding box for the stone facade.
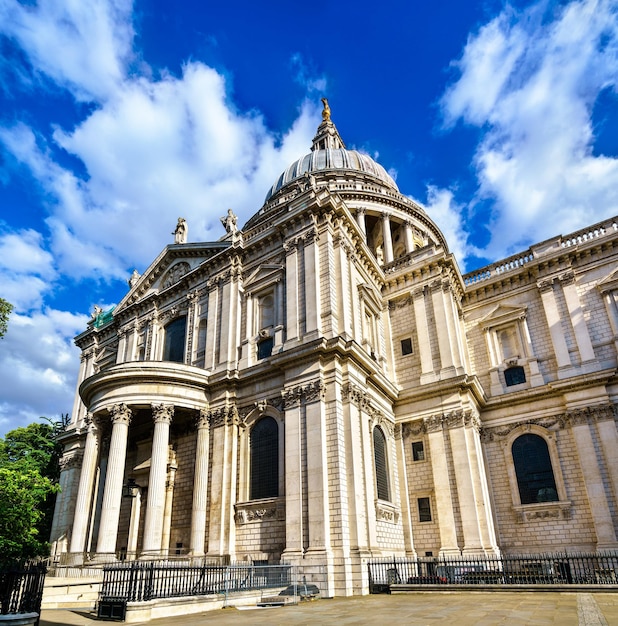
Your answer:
[51,102,618,596]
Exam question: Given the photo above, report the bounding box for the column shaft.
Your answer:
[427,428,459,555]
[381,213,394,263]
[539,281,572,369]
[70,418,99,554]
[572,422,617,549]
[142,404,173,555]
[190,412,211,556]
[96,405,132,555]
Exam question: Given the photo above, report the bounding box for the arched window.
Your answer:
[162,317,186,363]
[512,434,558,504]
[250,417,279,500]
[373,426,390,502]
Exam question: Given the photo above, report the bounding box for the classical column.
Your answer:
[413,287,437,384]
[161,450,177,555]
[571,418,618,549]
[448,419,483,555]
[282,392,304,560]
[126,489,141,559]
[356,208,366,236]
[335,236,353,338]
[426,418,460,556]
[381,213,394,264]
[219,267,241,367]
[189,409,211,556]
[304,230,322,335]
[403,221,415,254]
[395,424,416,557]
[538,279,572,372]
[206,405,239,560]
[142,403,174,556]
[70,415,100,554]
[116,328,128,364]
[560,273,596,364]
[596,413,618,518]
[464,422,500,555]
[205,279,220,371]
[304,383,331,557]
[284,239,300,342]
[430,280,457,377]
[96,404,132,556]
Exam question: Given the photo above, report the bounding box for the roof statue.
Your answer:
[221,208,238,234]
[321,97,331,122]
[172,217,188,244]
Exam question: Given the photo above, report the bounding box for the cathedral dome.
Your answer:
[264,100,398,202]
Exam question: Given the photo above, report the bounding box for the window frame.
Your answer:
[373,425,391,502]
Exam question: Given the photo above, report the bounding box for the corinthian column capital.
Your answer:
[152,403,174,424]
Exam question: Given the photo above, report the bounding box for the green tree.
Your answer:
[0,298,12,339]
[0,468,58,564]
[0,417,67,564]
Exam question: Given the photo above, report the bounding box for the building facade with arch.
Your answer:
[51,103,618,595]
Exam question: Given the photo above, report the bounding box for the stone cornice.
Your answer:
[480,402,616,442]
[282,379,325,409]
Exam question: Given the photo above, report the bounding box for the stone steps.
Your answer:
[42,577,102,610]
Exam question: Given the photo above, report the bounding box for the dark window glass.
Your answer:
[163,317,186,363]
[373,426,390,501]
[412,441,425,461]
[512,434,558,504]
[250,417,279,500]
[418,497,432,522]
[504,365,526,386]
[257,336,274,360]
[401,338,413,355]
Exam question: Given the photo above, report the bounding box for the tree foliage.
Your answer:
[0,417,67,565]
[0,298,12,339]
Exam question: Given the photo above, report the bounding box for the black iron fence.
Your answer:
[100,561,293,603]
[0,562,47,620]
[368,553,618,592]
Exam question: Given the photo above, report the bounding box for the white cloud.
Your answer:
[440,0,618,261]
[0,308,87,435]
[1,65,319,282]
[418,186,469,270]
[0,0,134,101]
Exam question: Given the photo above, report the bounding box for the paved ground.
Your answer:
[39,591,618,626]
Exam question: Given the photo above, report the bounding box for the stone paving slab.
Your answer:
[39,591,618,626]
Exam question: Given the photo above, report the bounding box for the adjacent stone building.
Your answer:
[51,102,618,595]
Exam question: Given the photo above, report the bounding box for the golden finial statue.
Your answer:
[321,97,331,121]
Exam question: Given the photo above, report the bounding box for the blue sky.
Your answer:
[0,0,617,434]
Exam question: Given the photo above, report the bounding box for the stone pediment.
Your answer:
[479,304,527,330]
[243,264,284,293]
[597,266,618,293]
[115,242,230,312]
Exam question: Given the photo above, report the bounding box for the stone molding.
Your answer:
[108,403,132,425]
[513,501,572,523]
[343,382,395,436]
[480,403,617,442]
[375,500,400,524]
[59,450,84,471]
[208,404,242,429]
[234,497,285,524]
[151,403,174,424]
[282,379,325,409]
[162,262,191,289]
[238,397,284,420]
[420,409,480,434]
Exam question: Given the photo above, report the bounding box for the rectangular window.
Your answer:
[412,441,425,461]
[257,336,274,360]
[401,337,413,355]
[418,497,432,522]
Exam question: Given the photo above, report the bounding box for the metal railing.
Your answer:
[0,562,47,621]
[99,562,293,603]
[368,553,618,592]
